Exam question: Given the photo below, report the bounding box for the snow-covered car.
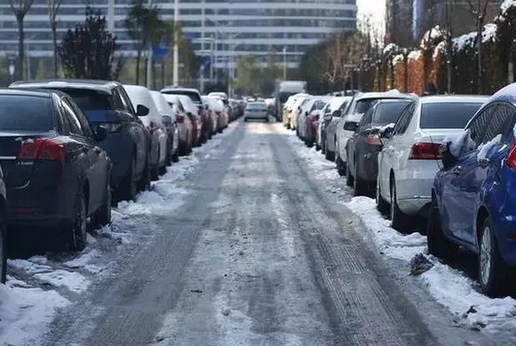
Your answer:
[376,95,488,231]
[202,96,219,134]
[289,94,311,131]
[335,91,414,166]
[205,96,228,132]
[124,84,168,179]
[297,96,330,143]
[282,93,309,128]
[150,91,180,165]
[317,96,351,154]
[162,94,194,155]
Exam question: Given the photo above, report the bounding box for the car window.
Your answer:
[162,90,202,104]
[0,95,54,132]
[359,106,374,127]
[420,102,483,129]
[61,99,84,136]
[117,87,136,114]
[480,104,514,144]
[392,103,415,135]
[65,97,93,137]
[354,99,376,114]
[373,101,412,125]
[467,104,496,147]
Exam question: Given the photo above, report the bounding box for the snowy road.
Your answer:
[35,120,497,346]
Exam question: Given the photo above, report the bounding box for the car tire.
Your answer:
[67,186,87,252]
[390,179,408,231]
[91,178,112,230]
[0,210,7,284]
[138,156,151,192]
[427,196,457,260]
[336,156,346,176]
[116,157,138,203]
[325,149,334,162]
[478,217,507,297]
[315,143,321,151]
[376,178,389,215]
[165,139,172,167]
[345,158,354,187]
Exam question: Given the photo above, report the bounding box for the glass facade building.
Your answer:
[0,0,356,69]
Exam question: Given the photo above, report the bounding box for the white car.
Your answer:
[376,95,488,230]
[150,91,180,165]
[123,84,168,179]
[283,93,309,128]
[289,94,311,131]
[317,96,351,153]
[243,101,269,122]
[297,96,330,141]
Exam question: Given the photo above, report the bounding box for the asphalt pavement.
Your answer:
[40,119,497,346]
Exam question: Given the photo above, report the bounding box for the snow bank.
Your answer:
[345,196,516,332]
[0,279,69,345]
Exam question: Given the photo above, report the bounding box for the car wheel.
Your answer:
[479,218,507,297]
[376,178,389,215]
[67,187,87,252]
[427,196,457,260]
[336,156,346,176]
[116,157,138,203]
[345,157,354,187]
[91,178,112,229]
[390,179,408,231]
[0,211,6,283]
[138,156,151,192]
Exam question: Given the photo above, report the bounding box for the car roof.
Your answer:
[419,95,489,104]
[10,79,121,92]
[0,88,62,98]
[354,91,415,101]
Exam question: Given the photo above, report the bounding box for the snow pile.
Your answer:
[392,54,404,65]
[0,278,69,345]
[408,50,421,61]
[453,32,477,52]
[482,23,497,43]
[477,134,502,161]
[383,43,399,56]
[443,130,475,158]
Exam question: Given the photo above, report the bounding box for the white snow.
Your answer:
[442,130,475,158]
[392,54,404,65]
[477,134,502,161]
[383,43,398,55]
[482,23,497,43]
[453,31,476,52]
[501,0,516,15]
[408,50,421,61]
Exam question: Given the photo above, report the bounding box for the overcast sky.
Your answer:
[357,0,386,37]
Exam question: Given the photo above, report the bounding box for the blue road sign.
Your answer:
[152,40,168,58]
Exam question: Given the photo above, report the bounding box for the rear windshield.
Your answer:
[247,103,266,109]
[0,95,53,131]
[55,88,115,122]
[354,98,379,114]
[162,90,202,104]
[420,102,482,129]
[373,101,412,125]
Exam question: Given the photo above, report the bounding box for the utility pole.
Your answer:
[282,46,287,80]
[200,0,205,92]
[146,0,153,89]
[107,0,115,34]
[173,0,180,86]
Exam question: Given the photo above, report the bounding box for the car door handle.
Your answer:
[451,166,462,175]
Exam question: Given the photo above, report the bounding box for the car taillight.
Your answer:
[17,139,64,162]
[100,123,122,133]
[176,114,184,123]
[365,134,381,146]
[408,142,442,160]
[506,140,516,170]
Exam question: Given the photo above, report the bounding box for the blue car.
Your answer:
[430,83,516,296]
[10,80,152,203]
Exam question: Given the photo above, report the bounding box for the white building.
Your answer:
[0,0,356,70]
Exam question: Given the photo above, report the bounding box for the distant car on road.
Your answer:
[244,102,269,122]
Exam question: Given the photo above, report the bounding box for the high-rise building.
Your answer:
[0,0,357,71]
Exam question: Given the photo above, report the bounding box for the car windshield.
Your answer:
[54,88,113,111]
[420,102,483,129]
[0,95,54,132]
[354,98,379,114]
[247,102,266,109]
[162,90,202,104]
[373,101,412,125]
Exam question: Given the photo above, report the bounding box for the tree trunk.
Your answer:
[51,20,58,78]
[135,49,141,85]
[161,58,165,89]
[17,15,25,80]
[477,18,483,94]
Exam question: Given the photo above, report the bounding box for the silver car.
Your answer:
[244,102,269,122]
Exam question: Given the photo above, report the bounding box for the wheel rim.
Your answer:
[480,225,492,286]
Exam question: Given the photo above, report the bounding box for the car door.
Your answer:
[454,104,513,245]
[353,107,375,176]
[378,102,415,201]
[116,86,148,175]
[439,105,493,240]
[60,97,103,212]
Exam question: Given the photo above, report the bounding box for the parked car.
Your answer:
[0,89,112,251]
[283,93,309,128]
[335,91,414,166]
[298,96,330,143]
[429,85,516,296]
[10,79,151,202]
[244,101,269,122]
[201,96,218,135]
[289,94,311,131]
[376,95,488,231]
[176,94,203,145]
[124,85,168,179]
[317,96,351,154]
[162,94,194,156]
[344,98,414,195]
[205,96,228,132]
[150,91,179,165]
[161,87,210,143]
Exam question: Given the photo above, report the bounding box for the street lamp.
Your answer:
[282,46,287,80]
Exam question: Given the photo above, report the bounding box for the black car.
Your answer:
[345,98,414,196]
[10,80,151,203]
[0,89,112,250]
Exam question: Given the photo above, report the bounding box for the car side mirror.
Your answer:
[94,124,108,141]
[136,104,149,117]
[379,125,394,139]
[162,115,172,126]
[344,121,358,132]
[332,110,341,117]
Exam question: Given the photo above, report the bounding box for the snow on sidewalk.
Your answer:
[282,124,516,334]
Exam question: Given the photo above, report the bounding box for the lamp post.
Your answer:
[172,0,180,86]
[282,46,287,80]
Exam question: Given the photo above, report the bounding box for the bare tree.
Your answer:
[10,0,34,80]
[466,0,491,94]
[322,37,343,91]
[47,0,63,78]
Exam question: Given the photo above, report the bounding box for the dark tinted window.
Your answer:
[354,99,377,114]
[481,104,514,144]
[314,100,326,110]
[162,90,202,104]
[373,101,412,125]
[279,92,294,103]
[420,102,482,129]
[56,88,119,122]
[0,95,54,131]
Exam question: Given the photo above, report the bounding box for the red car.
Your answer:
[305,109,322,147]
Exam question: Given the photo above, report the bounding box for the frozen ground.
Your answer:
[0,123,237,346]
[282,125,516,344]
